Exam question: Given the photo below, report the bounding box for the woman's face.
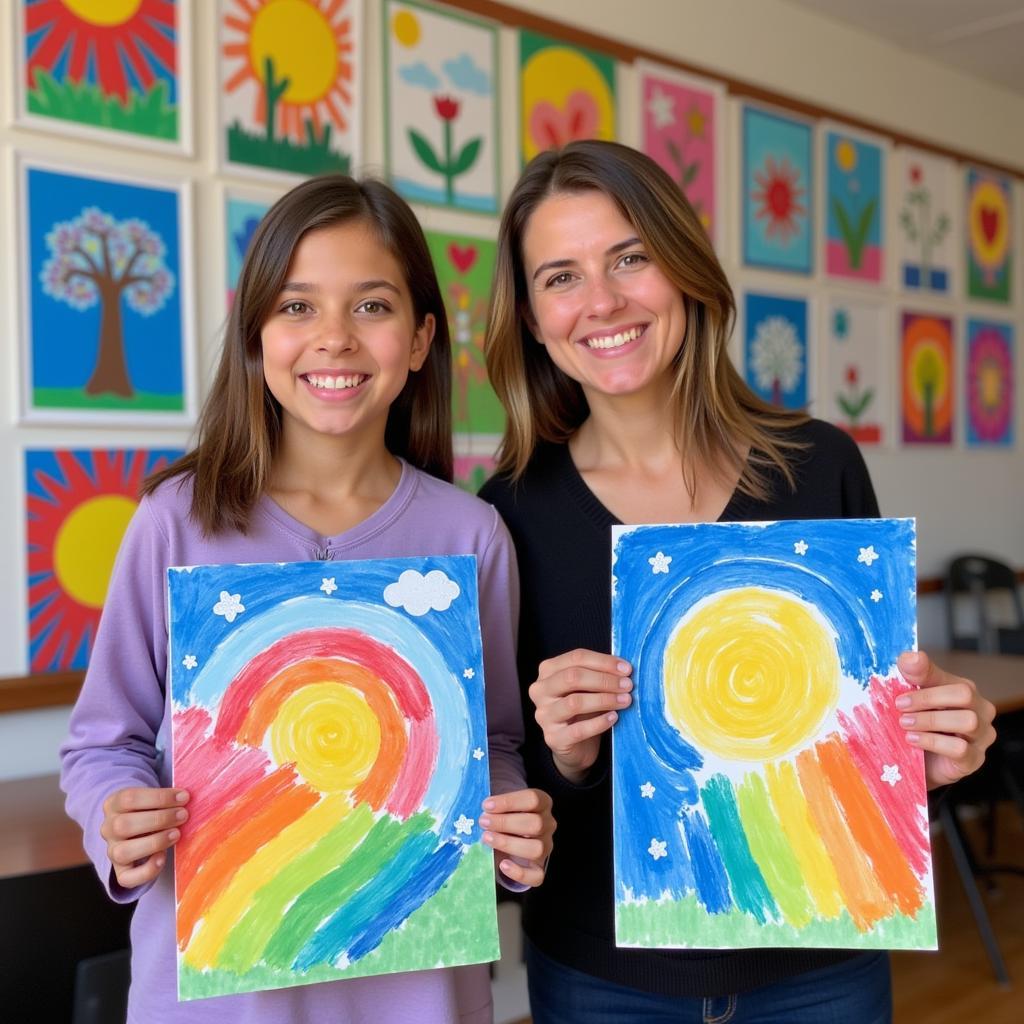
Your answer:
[520,189,686,404]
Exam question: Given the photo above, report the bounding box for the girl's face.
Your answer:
[520,190,686,404]
[261,219,434,451]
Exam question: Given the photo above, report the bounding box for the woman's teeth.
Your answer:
[586,326,643,350]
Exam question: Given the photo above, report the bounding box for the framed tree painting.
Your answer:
[965,166,1013,304]
[16,0,192,154]
[822,297,890,445]
[519,30,616,164]
[742,291,810,411]
[17,154,195,426]
[219,0,362,178]
[823,126,886,284]
[424,229,504,438]
[895,147,956,296]
[25,447,183,673]
[742,105,813,274]
[966,319,1014,448]
[637,60,725,249]
[168,556,499,998]
[901,312,954,446]
[611,518,935,951]
[383,0,499,213]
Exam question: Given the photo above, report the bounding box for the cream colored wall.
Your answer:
[0,0,1021,779]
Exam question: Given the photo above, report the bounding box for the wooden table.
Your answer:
[0,772,87,879]
[928,648,1024,715]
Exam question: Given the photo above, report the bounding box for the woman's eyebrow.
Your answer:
[531,237,643,282]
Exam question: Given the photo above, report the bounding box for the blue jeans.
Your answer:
[525,940,892,1024]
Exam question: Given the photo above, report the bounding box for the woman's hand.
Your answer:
[529,649,633,783]
[100,787,190,888]
[480,788,555,888]
[897,650,997,790]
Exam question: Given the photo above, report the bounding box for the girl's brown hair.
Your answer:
[484,140,807,500]
[144,175,452,534]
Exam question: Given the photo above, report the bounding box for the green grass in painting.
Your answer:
[33,388,184,412]
[180,843,500,1000]
[616,894,937,950]
[968,256,1012,302]
[228,122,351,176]
[27,71,177,140]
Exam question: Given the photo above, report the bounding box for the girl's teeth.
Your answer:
[586,327,642,349]
[307,374,365,389]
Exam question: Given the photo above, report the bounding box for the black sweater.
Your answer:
[479,419,882,997]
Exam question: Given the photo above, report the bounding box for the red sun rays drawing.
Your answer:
[752,156,807,242]
[25,0,177,102]
[26,449,177,672]
[222,0,355,142]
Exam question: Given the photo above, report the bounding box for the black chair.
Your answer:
[945,554,1024,654]
[71,948,130,1024]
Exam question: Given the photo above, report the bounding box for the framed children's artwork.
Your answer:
[822,297,890,445]
[17,154,196,426]
[636,60,725,249]
[424,229,504,437]
[895,147,956,295]
[219,0,362,179]
[454,452,497,494]
[742,105,813,274]
[383,0,500,213]
[900,311,954,446]
[224,186,282,310]
[965,166,1013,304]
[611,517,935,951]
[25,447,183,673]
[823,126,886,284]
[519,30,616,164]
[15,0,193,154]
[966,319,1014,448]
[168,556,499,998]
[742,291,810,411]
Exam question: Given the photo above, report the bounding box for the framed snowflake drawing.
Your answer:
[611,518,936,951]
[168,556,499,998]
[742,291,810,411]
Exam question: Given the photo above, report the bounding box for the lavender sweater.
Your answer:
[60,462,525,1024]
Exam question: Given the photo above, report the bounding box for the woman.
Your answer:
[479,140,995,1023]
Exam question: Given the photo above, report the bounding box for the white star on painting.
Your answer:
[647,86,676,129]
[648,838,668,861]
[213,591,245,623]
[858,545,880,566]
[648,551,672,574]
[320,577,338,595]
[640,782,656,799]
[472,748,485,760]
[794,540,809,556]
[454,814,474,836]
[881,764,902,786]
[463,668,475,679]
[870,589,883,603]
[182,654,198,670]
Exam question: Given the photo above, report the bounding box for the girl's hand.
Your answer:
[529,649,633,783]
[480,788,555,888]
[896,650,997,789]
[100,787,190,888]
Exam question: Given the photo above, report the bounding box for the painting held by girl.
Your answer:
[61,174,554,1024]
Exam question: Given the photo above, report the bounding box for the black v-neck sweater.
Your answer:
[479,419,882,997]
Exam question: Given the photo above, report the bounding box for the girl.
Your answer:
[479,140,996,1024]
[61,174,554,1024]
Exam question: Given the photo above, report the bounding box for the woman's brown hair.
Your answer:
[484,139,807,500]
[144,174,452,534]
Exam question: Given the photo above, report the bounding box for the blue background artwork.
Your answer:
[226,196,272,301]
[26,166,184,404]
[743,291,809,410]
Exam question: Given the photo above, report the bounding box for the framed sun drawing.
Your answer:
[25,447,183,673]
[168,556,500,998]
[611,518,935,951]
[219,0,362,178]
[16,0,192,153]
[17,154,195,425]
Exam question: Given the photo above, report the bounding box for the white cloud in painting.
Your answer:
[384,569,460,616]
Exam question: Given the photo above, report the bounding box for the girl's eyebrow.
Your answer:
[278,279,402,294]
[531,236,644,282]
